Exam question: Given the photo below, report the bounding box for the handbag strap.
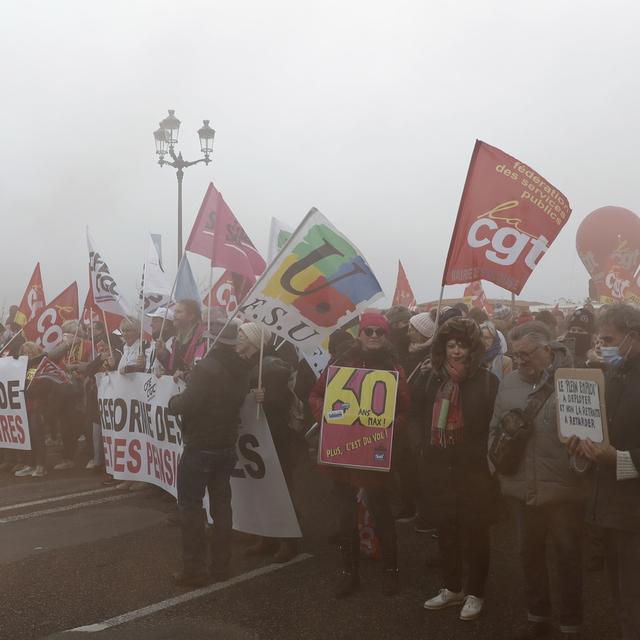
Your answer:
[521,374,555,423]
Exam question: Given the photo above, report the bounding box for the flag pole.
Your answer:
[67,320,82,366]
[159,275,178,342]
[139,264,146,356]
[511,292,516,317]
[102,310,113,359]
[256,325,264,420]
[1,328,23,355]
[206,264,214,351]
[89,312,95,360]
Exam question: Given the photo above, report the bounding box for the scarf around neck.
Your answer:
[430,360,468,448]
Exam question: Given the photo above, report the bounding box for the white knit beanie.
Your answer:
[409,312,436,339]
[239,322,272,350]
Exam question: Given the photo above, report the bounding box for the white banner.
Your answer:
[0,356,31,451]
[96,372,301,538]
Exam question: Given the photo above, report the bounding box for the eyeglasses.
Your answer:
[363,328,386,338]
[512,345,541,362]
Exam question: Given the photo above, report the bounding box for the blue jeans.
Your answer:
[177,446,237,575]
[510,499,584,633]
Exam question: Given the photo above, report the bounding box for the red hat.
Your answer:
[359,312,390,335]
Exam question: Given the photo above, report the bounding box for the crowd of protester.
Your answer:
[1,297,639,640]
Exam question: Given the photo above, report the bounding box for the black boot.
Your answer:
[173,508,208,588]
[209,516,232,582]
[333,536,359,598]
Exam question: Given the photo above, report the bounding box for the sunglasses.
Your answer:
[363,327,386,338]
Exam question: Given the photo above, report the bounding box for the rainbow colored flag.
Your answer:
[238,208,383,351]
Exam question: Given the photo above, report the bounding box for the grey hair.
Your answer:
[120,315,141,334]
[508,320,552,346]
[598,303,640,334]
[479,320,497,337]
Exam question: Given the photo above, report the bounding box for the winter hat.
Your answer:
[567,307,595,334]
[439,306,463,326]
[385,305,412,325]
[239,322,272,350]
[409,312,436,339]
[359,312,390,335]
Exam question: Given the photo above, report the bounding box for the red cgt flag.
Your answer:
[14,263,46,327]
[185,182,219,260]
[23,282,79,353]
[203,269,238,317]
[392,261,417,310]
[442,140,571,295]
[463,280,492,314]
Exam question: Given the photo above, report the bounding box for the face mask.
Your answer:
[601,333,631,367]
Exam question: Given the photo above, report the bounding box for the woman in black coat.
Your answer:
[414,317,499,621]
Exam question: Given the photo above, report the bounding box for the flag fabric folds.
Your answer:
[237,207,383,352]
[268,217,293,263]
[392,261,417,310]
[14,263,46,327]
[442,140,572,295]
[174,255,202,305]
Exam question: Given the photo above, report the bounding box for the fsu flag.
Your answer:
[185,183,219,260]
[392,261,417,310]
[14,263,46,326]
[442,140,572,294]
[203,270,238,317]
[237,207,383,351]
[87,228,130,322]
[23,282,79,352]
[463,280,492,313]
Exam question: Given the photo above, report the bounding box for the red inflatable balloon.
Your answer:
[576,207,640,286]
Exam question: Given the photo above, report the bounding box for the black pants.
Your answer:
[177,446,237,575]
[511,499,584,633]
[604,527,640,640]
[438,519,490,597]
[335,483,397,568]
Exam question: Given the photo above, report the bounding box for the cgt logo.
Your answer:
[143,377,157,402]
[467,202,550,269]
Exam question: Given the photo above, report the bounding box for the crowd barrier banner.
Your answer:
[318,366,399,472]
[97,372,301,538]
[0,356,31,451]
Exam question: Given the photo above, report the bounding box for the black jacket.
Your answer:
[416,366,500,528]
[590,353,640,532]
[168,345,250,450]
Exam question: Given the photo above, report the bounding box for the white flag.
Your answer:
[267,217,294,263]
[142,233,172,315]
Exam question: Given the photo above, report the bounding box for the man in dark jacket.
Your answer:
[569,303,640,640]
[168,321,250,587]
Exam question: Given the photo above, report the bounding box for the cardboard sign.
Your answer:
[319,366,399,472]
[0,356,31,451]
[555,367,608,445]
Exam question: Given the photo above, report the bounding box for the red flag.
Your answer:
[442,140,571,295]
[27,356,71,388]
[597,261,640,305]
[463,281,492,314]
[212,192,266,283]
[392,261,417,310]
[185,182,219,260]
[23,282,79,352]
[203,270,238,317]
[14,263,46,326]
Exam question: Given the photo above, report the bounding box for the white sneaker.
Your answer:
[423,588,466,610]
[53,460,75,471]
[459,595,484,620]
[31,466,46,478]
[15,466,35,477]
[85,460,99,470]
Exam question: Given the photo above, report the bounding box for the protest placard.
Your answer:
[555,367,609,445]
[96,372,300,538]
[318,365,399,472]
[0,356,31,451]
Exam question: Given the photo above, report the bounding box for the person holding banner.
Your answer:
[168,321,251,588]
[309,312,410,599]
[156,300,205,380]
[416,317,499,621]
[568,304,640,640]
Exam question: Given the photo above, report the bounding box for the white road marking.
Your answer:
[0,493,138,524]
[0,486,121,513]
[66,553,314,633]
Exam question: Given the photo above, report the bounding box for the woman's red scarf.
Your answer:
[430,360,468,448]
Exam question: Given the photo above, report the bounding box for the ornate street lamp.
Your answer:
[153,110,214,265]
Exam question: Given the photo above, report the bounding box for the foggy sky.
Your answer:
[2,0,639,312]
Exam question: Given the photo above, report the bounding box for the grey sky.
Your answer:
[2,0,639,312]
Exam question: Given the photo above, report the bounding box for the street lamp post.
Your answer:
[153,110,216,266]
